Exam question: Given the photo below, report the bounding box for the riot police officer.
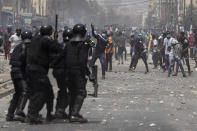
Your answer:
[64,24,91,123]
[6,31,32,121]
[26,25,62,124]
[130,34,149,74]
[52,28,73,119]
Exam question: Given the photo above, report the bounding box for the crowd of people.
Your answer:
[0,23,196,125]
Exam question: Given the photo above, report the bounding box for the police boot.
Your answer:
[6,114,14,121]
[55,108,68,119]
[6,97,18,121]
[69,114,88,123]
[69,96,88,123]
[15,96,27,118]
[25,114,43,125]
[46,112,56,122]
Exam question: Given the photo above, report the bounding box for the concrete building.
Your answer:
[32,0,47,16]
[186,0,197,7]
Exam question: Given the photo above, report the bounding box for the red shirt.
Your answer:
[189,33,195,48]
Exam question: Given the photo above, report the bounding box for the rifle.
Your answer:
[54,14,58,40]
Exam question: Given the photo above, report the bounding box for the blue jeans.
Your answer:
[174,57,185,75]
[91,53,105,76]
[168,55,174,76]
[130,47,134,56]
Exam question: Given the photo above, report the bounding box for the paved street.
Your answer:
[0,57,197,131]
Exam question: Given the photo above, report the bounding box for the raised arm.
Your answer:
[91,24,99,39]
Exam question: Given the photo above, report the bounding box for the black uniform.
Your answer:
[51,41,69,118]
[130,36,149,73]
[178,35,191,75]
[52,28,74,118]
[26,32,62,123]
[65,40,89,115]
[6,42,29,121]
[62,24,91,123]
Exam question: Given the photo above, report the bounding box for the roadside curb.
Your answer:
[0,88,14,99]
[0,80,13,99]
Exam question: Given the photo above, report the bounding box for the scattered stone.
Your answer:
[101,119,107,125]
[113,109,118,111]
[180,94,184,97]
[149,123,156,127]
[138,122,144,126]
[98,108,104,111]
[91,99,96,102]
[176,106,182,111]
[170,94,174,97]
[107,112,111,115]
[159,100,164,104]
[124,120,129,123]
[1,125,9,128]
[113,103,117,106]
[190,86,194,89]
[180,100,186,104]
[129,101,134,104]
[125,106,129,109]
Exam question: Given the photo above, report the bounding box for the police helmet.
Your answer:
[21,30,32,40]
[40,25,53,36]
[63,28,73,42]
[73,24,87,37]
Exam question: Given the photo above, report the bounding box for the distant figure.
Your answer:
[9,28,22,56]
[3,27,12,59]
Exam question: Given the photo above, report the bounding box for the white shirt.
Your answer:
[153,39,158,52]
[163,37,174,55]
[9,33,21,53]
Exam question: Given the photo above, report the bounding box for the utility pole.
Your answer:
[190,0,193,30]
[183,0,185,29]
[0,0,2,25]
[175,0,178,32]
[15,0,19,26]
[159,0,161,19]
[166,0,169,26]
